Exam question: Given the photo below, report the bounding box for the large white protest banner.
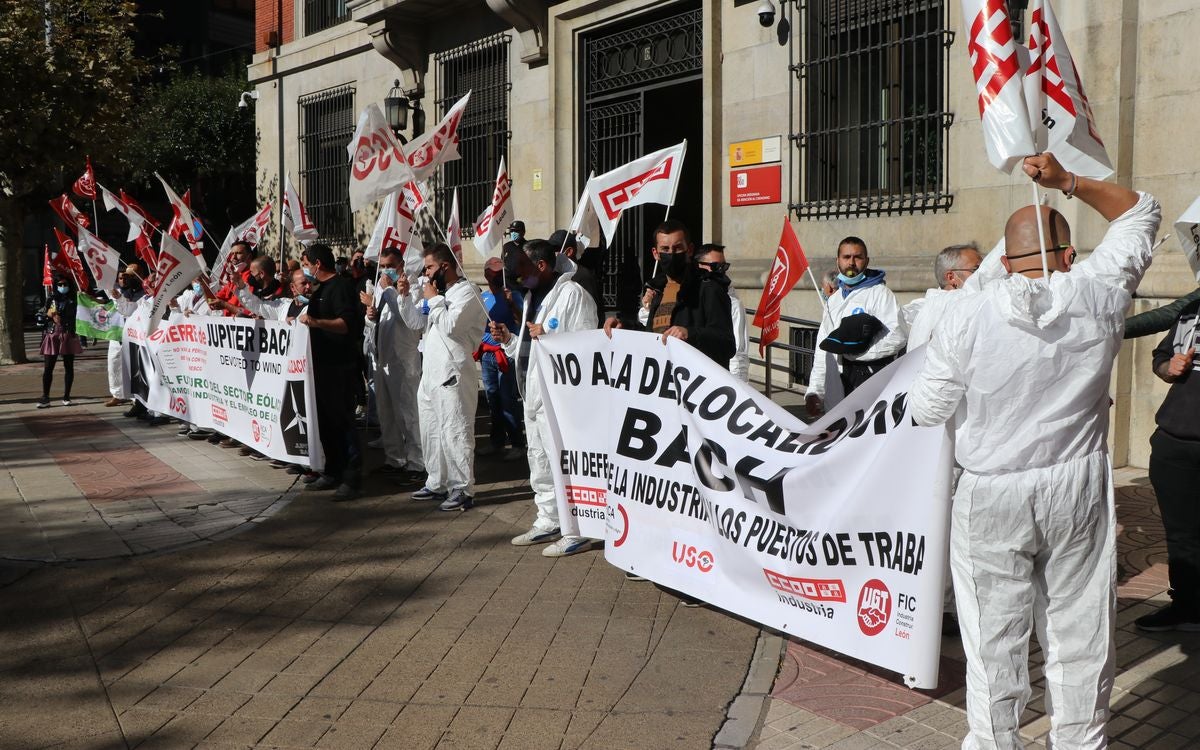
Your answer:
[535,330,952,688]
[122,309,324,469]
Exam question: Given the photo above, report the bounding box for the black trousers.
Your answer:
[314,363,362,484]
[1149,429,1200,614]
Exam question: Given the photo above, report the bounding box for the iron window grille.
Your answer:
[298,84,355,246]
[434,33,511,237]
[584,8,702,95]
[789,0,956,219]
[304,0,350,36]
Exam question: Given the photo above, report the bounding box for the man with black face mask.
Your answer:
[104,263,145,408]
[603,219,735,368]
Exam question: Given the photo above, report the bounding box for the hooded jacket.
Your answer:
[806,268,904,399]
[910,192,1161,474]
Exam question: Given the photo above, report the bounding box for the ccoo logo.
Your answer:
[856,579,892,636]
[671,542,714,573]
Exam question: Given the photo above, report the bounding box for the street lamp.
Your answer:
[384,79,409,140]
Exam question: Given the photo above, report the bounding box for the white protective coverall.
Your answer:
[805,274,905,400]
[368,283,423,471]
[400,277,486,494]
[503,261,597,532]
[909,193,1161,750]
[109,292,149,399]
[236,288,292,321]
[902,241,1006,347]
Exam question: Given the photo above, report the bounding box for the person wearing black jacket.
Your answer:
[603,220,735,367]
[1134,297,1200,632]
[38,274,83,408]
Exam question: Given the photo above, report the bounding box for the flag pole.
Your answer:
[1031,181,1051,283]
[805,265,836,331]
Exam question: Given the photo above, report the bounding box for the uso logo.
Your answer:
[671,542,714,573]
[856,579,892,636]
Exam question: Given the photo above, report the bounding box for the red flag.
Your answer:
[42,244,52,287]
[166,188,203,255]
[49,193,90,230]
[52,227,91,291]
[752,218,809,355]
[134,232,157,270]
[72,157,97,200]
[119,189,161,228]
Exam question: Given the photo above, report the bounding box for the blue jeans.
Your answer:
[481,351,524,450]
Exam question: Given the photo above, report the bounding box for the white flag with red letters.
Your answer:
[446,190,463,264]
[569,173,602,250]
[587,141,687,242]
[1173,196,1200,284]
[1022,0,1112,179]
[283,174,319,244]
[347,104,417,212]
[962,0,1036,173]
[236,202,273,246]
[472,157,512,257]
[365,190,418,262]
[76,224,123,293]
[405,92,471,184]
[145,232,204,333]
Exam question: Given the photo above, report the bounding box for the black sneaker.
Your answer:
[36,398,51,409]
[1135,604,1200,633]
[306,475,340,491]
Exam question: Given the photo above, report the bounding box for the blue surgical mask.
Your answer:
[302,267,316,280]
[509,231,520,242]
[192,282,202,295]
[382,267,400,282]
[56,285,69,295]
[838,271,866,286]
[295,294,309,306]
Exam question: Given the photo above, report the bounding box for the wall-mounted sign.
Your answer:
[730,164,782,206]
[729,136,782,167]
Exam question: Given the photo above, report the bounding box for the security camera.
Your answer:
[756,0,775,28]
[237,90,260,109]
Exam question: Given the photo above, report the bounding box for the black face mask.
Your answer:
[664,252,688,280]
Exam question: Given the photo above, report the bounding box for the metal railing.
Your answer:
[298,84,355,246]
[434,33,511,235]
[745,307,820,399]
[304,0,349,36]
[789,0,955,218]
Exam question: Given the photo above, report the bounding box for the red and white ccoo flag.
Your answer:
[283,174,319,244]
[472,157,512,257]
[76,225,122,293]
[405,92,471,184]
[236,202,273,246]
[587,141,687,242]
[1022,0,1112,179]
[962,0,1036,173]
[72,157,97,200]
[42,244,52,287]
[145,232,203,333]
[752,218,809,355]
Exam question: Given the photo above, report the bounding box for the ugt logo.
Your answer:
[856,579,892,636]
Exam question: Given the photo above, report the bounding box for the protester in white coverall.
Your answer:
[364,246,424,481]
[909,152,1160,750]
[104,264,146,407]
[398,243,486,512]
[491,240,598,557]
[805,237,905,416]
[902,243,986,347]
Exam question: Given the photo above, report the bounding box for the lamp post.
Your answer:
[384,79,409,143]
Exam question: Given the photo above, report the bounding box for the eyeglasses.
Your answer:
[1007,244,1071,261]
[700,261,731,274]
[949,266,980,274]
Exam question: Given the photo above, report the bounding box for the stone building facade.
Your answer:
[248,0,1200,467]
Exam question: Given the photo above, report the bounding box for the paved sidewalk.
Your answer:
[4,343,1198,749]
[0,353,765,750]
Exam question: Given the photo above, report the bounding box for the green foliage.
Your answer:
[0,0,148,203]
[122,69,256,189]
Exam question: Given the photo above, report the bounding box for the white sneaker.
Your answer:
[542,536,600,558]
[511,527,561,546]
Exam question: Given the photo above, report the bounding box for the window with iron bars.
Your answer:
[434,33,511,236]
[304,0,350,36]
[790,0,955,219]
[298,85,355,246]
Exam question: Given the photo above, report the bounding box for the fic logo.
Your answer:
[856,579,892,637]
